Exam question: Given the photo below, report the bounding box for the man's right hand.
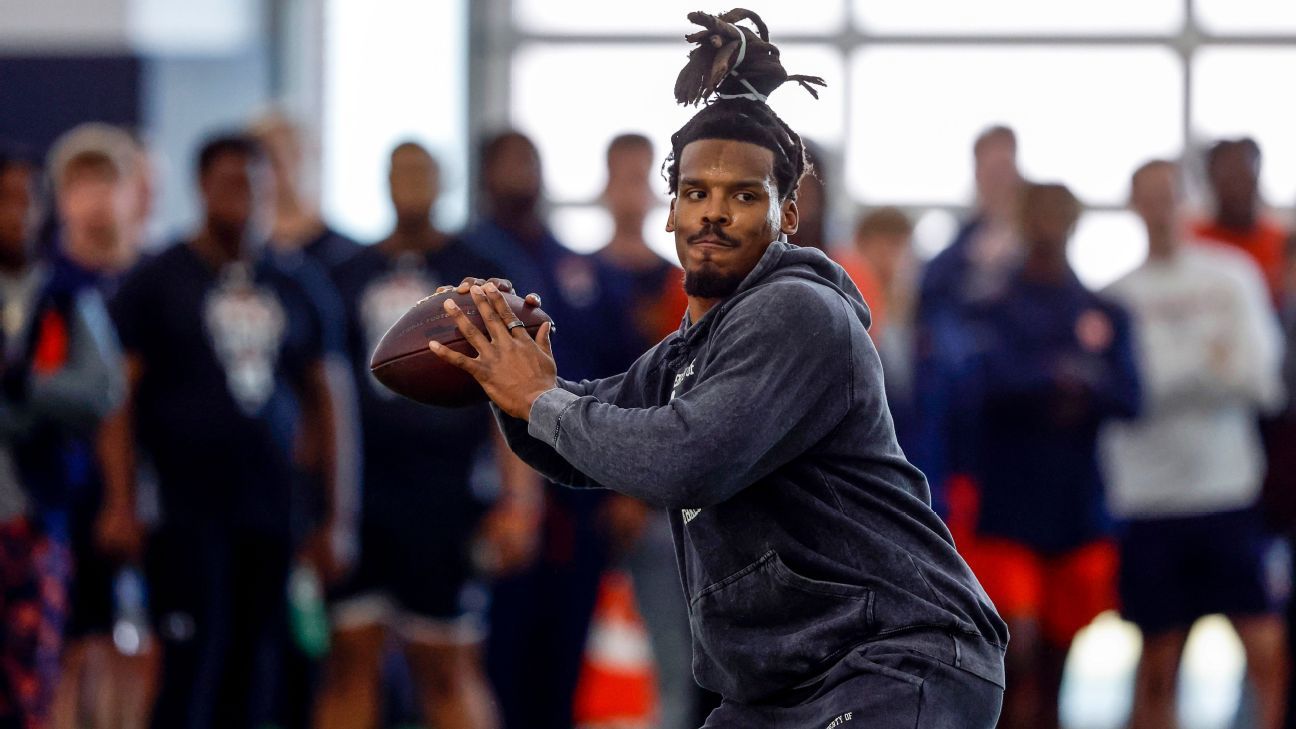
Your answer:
[95,501,144,560]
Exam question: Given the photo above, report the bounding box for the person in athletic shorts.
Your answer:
[317,141,539,729]
[962,182,1141,729]
[1102,160,1287,729]
[98,134,353,729]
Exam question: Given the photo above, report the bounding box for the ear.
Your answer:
[665,197,677,232]
[779,198,799,236]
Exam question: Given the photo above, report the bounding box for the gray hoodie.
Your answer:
[495,240,1007,703]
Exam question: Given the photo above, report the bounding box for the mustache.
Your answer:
[687,224,739,246]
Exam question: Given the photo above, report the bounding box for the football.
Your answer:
[369,289,552,407]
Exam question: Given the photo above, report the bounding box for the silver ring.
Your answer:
[506,320,527,333]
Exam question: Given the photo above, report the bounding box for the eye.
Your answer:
[685,189,706,201]
[735,191,757,203]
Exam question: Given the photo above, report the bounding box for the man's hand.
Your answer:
[435,277,543,309]
[474,497,542,576]
[428,282,557,420]
[94,500,144,561]
[300,516,357,587]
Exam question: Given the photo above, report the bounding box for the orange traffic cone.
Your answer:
[573,570,658,729]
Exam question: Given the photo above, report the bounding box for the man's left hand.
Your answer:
[429,282,558,420]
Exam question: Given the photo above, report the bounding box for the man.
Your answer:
[1193,138,1287,305]
[250,108,361,729]
[913,125,1025,517]
[432,17,1007,725]
[0,143,123,728]
[964,182,1140,729]
[317,141,538,729]
[96,134,352,729]
[40,123,157,729]
[1102,160,1287,729]
[847,208,919,455]
[461,130,632,729]
[250,112,361,269]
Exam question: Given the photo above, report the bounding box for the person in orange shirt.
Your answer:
[843,208,920,456]
[1193,138,1287,305]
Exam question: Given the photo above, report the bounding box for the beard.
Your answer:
[684,264,745,298]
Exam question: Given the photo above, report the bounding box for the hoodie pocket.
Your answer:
[690,550,875,702]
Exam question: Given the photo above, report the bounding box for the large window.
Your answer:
[505,0,1296,290]
[321,0,468,242]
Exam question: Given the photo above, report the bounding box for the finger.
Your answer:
[474,284,513,341]
[524,293,542,308]
[428,340,483,376]
[536,321,555,358]
[490,278,514,293]
[484,283,526,338]
[443,298,492,354]
[456,277,486,295]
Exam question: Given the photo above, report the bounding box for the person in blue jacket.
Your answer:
[962,182,1141,729]
[429,15,1008,727]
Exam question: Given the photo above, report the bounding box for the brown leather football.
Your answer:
[369,290,552,407]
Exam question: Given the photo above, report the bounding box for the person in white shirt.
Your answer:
[1101,159,1288,729]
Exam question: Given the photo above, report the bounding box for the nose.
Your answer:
[701,197,731,227]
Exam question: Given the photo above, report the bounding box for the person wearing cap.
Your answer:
[42,122,158,729]
[0,140,124,728]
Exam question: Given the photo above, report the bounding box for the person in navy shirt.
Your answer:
[963,182,1140,729]
[98,134,353,729]
[461,130,632,729]
[318,141,539,729]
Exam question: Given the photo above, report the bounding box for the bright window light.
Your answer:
[514,0,846,35]
[847,46,1183,207]
[1192,47,1296,206]
[322,0,468,242]
[511,43,844,204]
[548,205,678,262]
[911,208,960,260]
[1070,210,1147,290]
[853,0,1182,35]
[1194,0,1296,35]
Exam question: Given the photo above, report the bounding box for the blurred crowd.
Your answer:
[0,111,1294,729]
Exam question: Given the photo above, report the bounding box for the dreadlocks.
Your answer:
[664,9,823,203]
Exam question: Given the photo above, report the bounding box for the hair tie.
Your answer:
[712,33,769,103]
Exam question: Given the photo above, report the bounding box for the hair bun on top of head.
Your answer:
[674,8,826,106]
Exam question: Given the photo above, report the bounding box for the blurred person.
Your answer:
[848,208,919,454]
[460,131,631,729]
[431,14,1008,724]
[95,134,354,729]
[41,124,159,729]
[1102,160,1287,729]
[912,126,1025,519]
[0,143,124,728]
[592,133,697,729]
[786,139,828,252]
[1193,138,1287,305]
[250,112,361,269]
[250,110,362,729]
[962,183,1141,729]
[316,141,538,729]
[1277,235,1296,729]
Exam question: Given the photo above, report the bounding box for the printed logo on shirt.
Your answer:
[361,264,435,398]
[204,264,286,416]
[555,256,600,309]
[824,712,853,728]
[682,508,701,524]
[671,359,697,401]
